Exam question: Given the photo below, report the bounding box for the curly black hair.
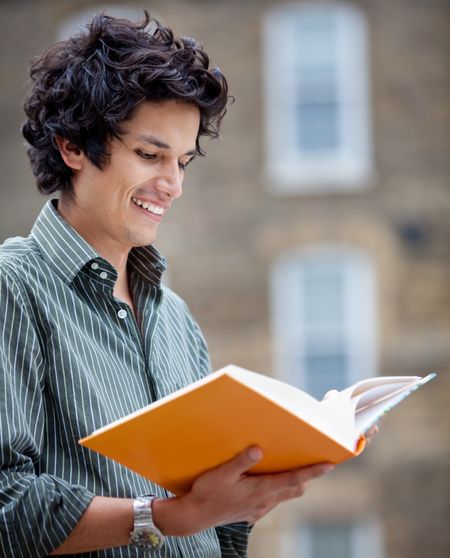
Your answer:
[22,12,230,196]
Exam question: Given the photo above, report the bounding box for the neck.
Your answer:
[57,198,131,300]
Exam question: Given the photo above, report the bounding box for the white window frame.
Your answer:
[270,245,377,397]
[263,1,373,193]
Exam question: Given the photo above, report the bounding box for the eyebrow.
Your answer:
[138,134,197,157]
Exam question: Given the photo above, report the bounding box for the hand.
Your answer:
[153,447,334,536]
[363,424,379,445]
[322,389,339,400]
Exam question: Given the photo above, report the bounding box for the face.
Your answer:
[58,100,200,260]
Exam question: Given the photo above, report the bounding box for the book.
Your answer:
[79,366,436,496]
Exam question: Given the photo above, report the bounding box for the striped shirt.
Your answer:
[0,200,250,558]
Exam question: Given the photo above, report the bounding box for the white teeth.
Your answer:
[132,197,164,216]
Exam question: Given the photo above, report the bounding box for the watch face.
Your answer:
[132,529,164,549]
[145,531,164,549]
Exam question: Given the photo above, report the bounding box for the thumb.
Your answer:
[322,389,339,401]
[219,446,263,478]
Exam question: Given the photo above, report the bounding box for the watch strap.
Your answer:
[129,496,165,549]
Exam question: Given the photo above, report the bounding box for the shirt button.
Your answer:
[100,271,108,279]
[118,309,128,319]
[91,262,99,270]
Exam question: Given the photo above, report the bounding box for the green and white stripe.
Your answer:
[0,200,250,557]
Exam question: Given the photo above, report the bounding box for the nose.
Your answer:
[154,161,183,200]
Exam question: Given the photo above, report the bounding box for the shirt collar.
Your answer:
[31,200,167,286]
[128,245,167,286]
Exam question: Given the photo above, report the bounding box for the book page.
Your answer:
[321,373,436,434]
[355,373,437,432]
[228,367,359,450]
[354,382,415,412]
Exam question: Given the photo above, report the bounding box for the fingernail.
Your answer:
[248,446,263,461]
[322,464,335,473]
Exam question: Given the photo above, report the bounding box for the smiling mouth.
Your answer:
[131,197,165,216]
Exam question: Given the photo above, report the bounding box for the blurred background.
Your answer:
[1,0,449,556]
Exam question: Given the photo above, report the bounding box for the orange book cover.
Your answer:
[79,365,367,495]
[79,366,435,495]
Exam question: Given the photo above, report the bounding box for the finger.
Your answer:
[367,425,379,436]
[293,462,335,481]
[364,424,379,444]
[265,462,335,491]
[216,446,264,479]
[322,389,339,401]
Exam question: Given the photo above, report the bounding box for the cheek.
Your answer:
[117,165,151,193]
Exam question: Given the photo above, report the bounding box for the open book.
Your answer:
[79,366,436,496]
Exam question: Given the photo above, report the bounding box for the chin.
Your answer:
[128,234,157,248]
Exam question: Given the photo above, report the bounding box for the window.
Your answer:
[263,2,372,192]
[285,520,384,558]
[270,246,377,398]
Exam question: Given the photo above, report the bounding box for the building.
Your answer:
[0,1,449,556]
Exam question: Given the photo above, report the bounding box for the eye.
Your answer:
[136,150,157,160]
[179,158,194,171]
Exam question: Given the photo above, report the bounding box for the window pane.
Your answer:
[295,13,340,152]
[298,102,339,151]
[299,261,348,397]
[303,353,348,398]
[310,524,352,558]
[296,13,336,67]
[297,66,338,102]
[297,67,340,151]
[301,265,345,324]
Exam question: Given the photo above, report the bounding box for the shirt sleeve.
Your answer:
[0,265,95,557]
[215,522,253,557]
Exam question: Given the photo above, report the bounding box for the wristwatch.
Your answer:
[129,496,165,550]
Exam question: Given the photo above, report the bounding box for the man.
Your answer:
[0,13,334,557]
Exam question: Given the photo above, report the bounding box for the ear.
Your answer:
[55,136,84,171]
